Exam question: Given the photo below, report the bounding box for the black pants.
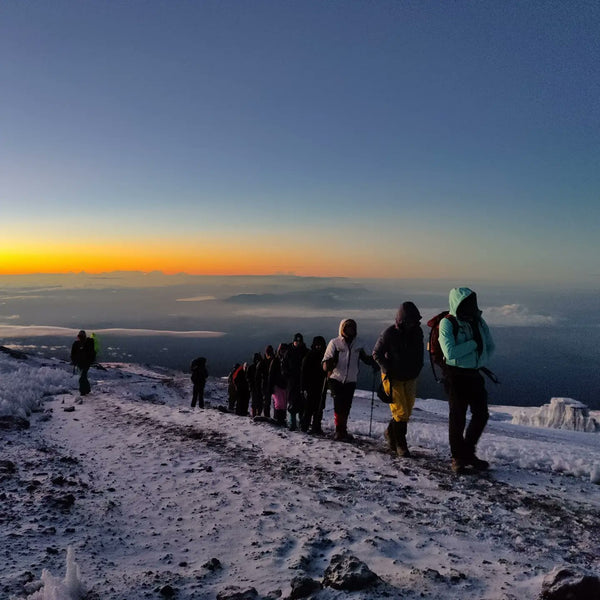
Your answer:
[444,367,489,459]
[302,388,324,431]
[328,379,356,432]
[191,383,205,408]
[78,366,91,396]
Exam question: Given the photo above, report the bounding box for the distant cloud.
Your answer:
[484,304,556,327]
[234,307,397,321]
[176,296,217,302]
[0,325,225,338]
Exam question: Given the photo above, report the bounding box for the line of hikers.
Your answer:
[188,286,496,475]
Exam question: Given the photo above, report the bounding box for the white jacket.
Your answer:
[323,320,372,384]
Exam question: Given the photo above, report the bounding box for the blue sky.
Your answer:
[1,1,599,285]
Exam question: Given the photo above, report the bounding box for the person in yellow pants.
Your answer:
[373,303,424,457]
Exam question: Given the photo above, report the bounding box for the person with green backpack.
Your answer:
[439,287,495,474]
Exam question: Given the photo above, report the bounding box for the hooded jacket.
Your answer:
[301,335,327,394]
[322,319,372,384]
[439,287,495,369]
[372,302,424,381]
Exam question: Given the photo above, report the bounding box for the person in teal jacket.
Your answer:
[439,287,495,474]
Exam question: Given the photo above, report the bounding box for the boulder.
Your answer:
[289,575,322,599]
[216,586,259,600]
[541,566,600,599]
[322,553,380,591]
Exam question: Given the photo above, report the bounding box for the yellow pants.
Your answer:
[382,375,417,423]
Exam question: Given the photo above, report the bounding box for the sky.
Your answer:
[1,351,599,599]
[1,1,599,285]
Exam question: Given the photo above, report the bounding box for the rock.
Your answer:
[289,575,322,599]
[0,415,30,430]
[216,586,259,600]
[0,345,28,359]
[202,558,222,571]
[322,553,380,591]
[541,566,600,599]
[159,584,176,598]
[44,493,76,510]
[64,406,76,413]
[0,460,16,474]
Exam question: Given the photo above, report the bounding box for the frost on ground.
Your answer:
[1,350,599,600]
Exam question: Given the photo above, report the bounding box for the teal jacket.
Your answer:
[439,287,495,369]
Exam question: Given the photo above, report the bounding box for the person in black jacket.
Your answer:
[372,302,424,457]
[286,333,308,431]
[190,357,208,408]
[256,345,275,418]
[70,330,96,396]
[246,352,263,417]
[233,363,250,416]
[301,335,327,434]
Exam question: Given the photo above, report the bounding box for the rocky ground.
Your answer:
[1,360,599,599]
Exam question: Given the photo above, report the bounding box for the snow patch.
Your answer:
[25,547,85,600]
[512,397,599,433]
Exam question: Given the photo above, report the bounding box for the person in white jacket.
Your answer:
[322,318,378,441]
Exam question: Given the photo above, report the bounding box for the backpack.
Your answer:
[426,311,458,383]
[427,312,499,385]
[88,334,99,362]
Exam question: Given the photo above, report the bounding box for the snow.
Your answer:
[1,349,599,599]
[511,397,599,433]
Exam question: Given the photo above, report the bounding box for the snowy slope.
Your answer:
[1,350,599,600]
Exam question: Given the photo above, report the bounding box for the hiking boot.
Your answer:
[466,456,490,471]
[451,458,468,474]
[385,420,397,454]
[396,446,412,458]
[395,421,410,458]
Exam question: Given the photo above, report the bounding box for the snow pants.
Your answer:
[382,376,417,423]
[444,367,489,459]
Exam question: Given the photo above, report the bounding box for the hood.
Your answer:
[449,287,481,320]
[395,301,422,327]
[311,335,326,350]
[339,319,357,340]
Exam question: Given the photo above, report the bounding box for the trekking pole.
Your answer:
[369,370,376,437]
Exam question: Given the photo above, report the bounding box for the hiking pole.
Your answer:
[369,370,376,437]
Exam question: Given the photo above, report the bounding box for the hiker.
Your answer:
[257,345,275,418]
[301,335,327,434]
[373,302,424,457]
[269,343,290,426]
[70,330,96,396]
[246,352,264,417]
[286,332,308,431]
[227,363,240,412]
[439,287,495,474]
[322,319,378,441]
[232,363,250,416]
[190,356,208,408]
